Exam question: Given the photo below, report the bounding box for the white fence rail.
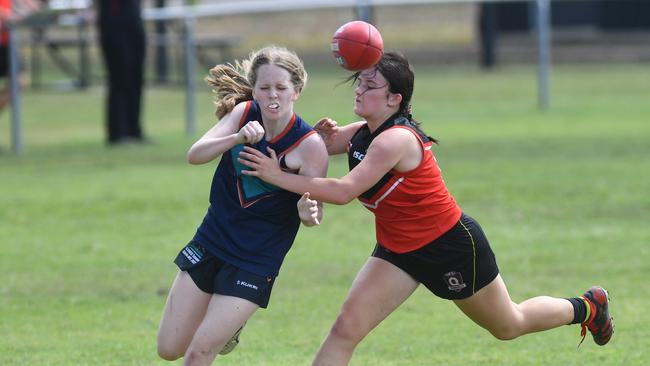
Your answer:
[7,0,553,153]
[141,0,552,137]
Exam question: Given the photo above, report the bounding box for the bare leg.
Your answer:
[454,274,574,340]
[0,82,10,111]
[0,73,28,112]
[183,294,258,366]
[312,257,419,366]
[157,271,212,360]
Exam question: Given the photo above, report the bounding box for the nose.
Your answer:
[357,87,374,97]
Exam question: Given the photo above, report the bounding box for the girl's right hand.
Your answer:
[237,120,265,144]
[297,192,320,226]
[314,118,338,148]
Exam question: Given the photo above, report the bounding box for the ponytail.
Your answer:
[204,46,307,119]
[204,60,252,119]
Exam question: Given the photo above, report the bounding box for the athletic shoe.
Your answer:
[219,324,245,355]
[580,286,614,346]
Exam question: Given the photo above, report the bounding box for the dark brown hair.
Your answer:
[347,52,438,143]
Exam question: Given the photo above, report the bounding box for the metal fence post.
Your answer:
[535,0,551,111]
[355,0,373,23]
[9,1,23,153]
[182,15,197,135]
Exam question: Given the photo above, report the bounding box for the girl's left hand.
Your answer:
[238,146,281,181]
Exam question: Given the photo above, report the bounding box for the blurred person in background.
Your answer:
[0,0,40,113]
[96,0,146,145]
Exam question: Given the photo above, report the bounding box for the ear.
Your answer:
[292,87,301,102]
[388,92,402,109]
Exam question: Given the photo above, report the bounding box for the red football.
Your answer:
[331,20,384,71]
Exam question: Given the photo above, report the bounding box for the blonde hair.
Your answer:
[205,46,308,119]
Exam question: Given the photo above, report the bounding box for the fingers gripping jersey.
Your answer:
[194,100,317,277]
[348,115,462,253]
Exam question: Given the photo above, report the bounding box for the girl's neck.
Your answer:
[366,109,398,133]
[262,113,293,140]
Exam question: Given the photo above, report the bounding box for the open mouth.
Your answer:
[268,103,279,110]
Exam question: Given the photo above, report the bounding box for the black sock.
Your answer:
[566,297,587,325]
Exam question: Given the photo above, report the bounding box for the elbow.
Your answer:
[186,152,199,165]
[186,148,207,165]
[186,153,203,165]
[186,147,197,164]
[330,194,355,205]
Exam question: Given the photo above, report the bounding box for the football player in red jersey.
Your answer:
[239,52,613,365]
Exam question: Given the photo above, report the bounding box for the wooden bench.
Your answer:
[149,32,242,84]
[18,11,92,90]
[29,33,92,89]
[193,35,242,68]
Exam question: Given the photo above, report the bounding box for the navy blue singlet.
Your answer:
[193,100,316,277]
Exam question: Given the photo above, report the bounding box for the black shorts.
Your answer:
[0,45,8,77]
[0,45,25,78]
[372,213,499,300]
[174,241,276,308]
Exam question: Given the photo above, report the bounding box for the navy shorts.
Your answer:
[372,213,499,300]
[174,241,276,308]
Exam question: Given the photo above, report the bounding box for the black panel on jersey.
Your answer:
[348,114,432,201]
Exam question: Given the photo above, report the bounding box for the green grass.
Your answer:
[1,62,649,365]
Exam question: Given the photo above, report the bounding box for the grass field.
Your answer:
[1,62,649,365]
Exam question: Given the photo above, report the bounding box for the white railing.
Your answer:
[7,0,553,153]
[139,0,552,137]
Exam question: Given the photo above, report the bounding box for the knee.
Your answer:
[156,336,183,361]
[157,345,182,361]
[328,310,365,344]
[488,324,522,341]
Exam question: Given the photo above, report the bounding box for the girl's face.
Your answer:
[353,68,396,120]
[252,64,299,123]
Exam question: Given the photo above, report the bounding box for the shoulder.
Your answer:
[373,126,424,172]
[366,126,420,160]
[291,133,328,177]
[292,113,316,132]
[298,132,327,154]
[375,126,419,147]
[290,132,327,165]
[227,101,253,126]
[209,101,251,133]
[234,100,254,117]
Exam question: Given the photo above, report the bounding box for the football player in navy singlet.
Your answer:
[156,46,328,366]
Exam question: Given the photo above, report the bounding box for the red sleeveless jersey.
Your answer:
[0,0,10,45]
[348,116,461,253]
